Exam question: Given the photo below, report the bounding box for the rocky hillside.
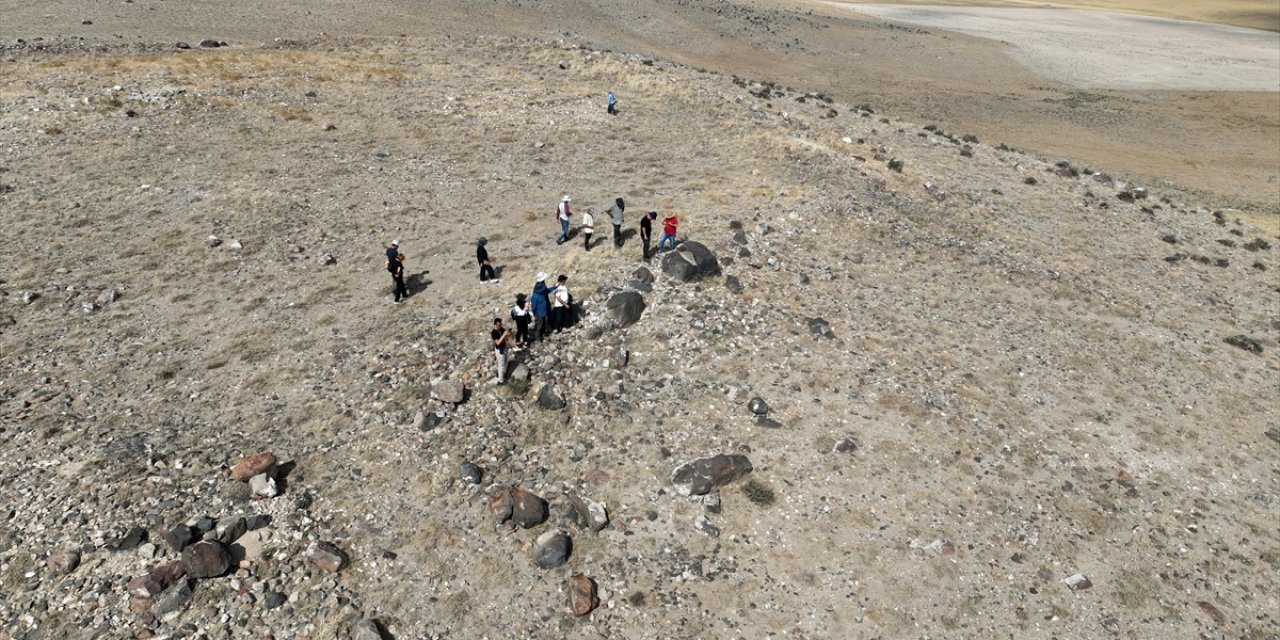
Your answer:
[0,33,1276,640]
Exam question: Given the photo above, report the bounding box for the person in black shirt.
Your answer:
[477,237,495,282]
[390,254,408,303]
[511,293,532,349]
[491,318,512,383]
[640,211,656,262]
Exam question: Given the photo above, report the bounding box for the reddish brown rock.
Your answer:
[569,574,599,616]
[510,487,548,529]
[230,452,276,482]
[488,487,513,525]
[305,540,349,573]
[126,560,185,598]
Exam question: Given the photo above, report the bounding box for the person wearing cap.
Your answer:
[385,239,400,270]
[490,318,512,384]
[640,211,656,262]
[510,292,532,349]
[531,272,552,340]
[581,208,595,252]
[608,197,626,248]
[549,274,571,332]
[556,196,572,245]
[477,237,495,282]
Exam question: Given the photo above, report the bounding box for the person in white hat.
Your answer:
[531,272,552,340]
[556,196,572,245]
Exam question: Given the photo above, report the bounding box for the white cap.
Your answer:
[391,239,400,246]
[562,195,571,202]
[536,271,548,282]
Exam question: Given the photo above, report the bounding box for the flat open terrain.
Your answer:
[0,2,1277,640]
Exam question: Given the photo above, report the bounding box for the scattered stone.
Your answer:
[126,561,185,598]
[110,526,147,551]
[96,288,118,306]
[206,235,222,248]
[213,516,248,545]
[694,515,720,537]
[48,548,80,576]
[488,487,514,525]
[229,529,270,563]
[228,239,243,250]
[154,580,193,621]
[459,462,483,485]
[263,591,287,609]
[21,291,38,305]
[834,437,859,454]
[431,380,465,404]
[567,492,609,533]
[510,487,549,529]
[230,452,277,481]
[700,492,722,514]
[604,291,645,327]
[348,618,388,640]
[807,317,836,339]
[632,266,654,284]
[533,529,571,569]
[198,39,224,48]
[305,541,349,572]
[288,243,304,254]
[1224,334,1262,354]
[748,397,769,415]
[569,574,599,615]
[670,454,754,496]
[1197,600,1227,627]
[725,274,743,294]
[249,473,278,498]
[537,384,566,410]
[320,253,337,266]
[888,159,904,172]
[1264,428,1280,445]
[181,541,231,578]
[1063,573,1093,591]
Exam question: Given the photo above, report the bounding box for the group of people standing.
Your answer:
[490,271,572,383]
[556,194,679,261]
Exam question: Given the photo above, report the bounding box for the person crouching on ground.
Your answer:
[491,318,511,384]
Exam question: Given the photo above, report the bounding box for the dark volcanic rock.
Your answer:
[1224,334,1263,354]
[110,526,147,551]
[567,492,609,533]
[162,524,194,553]
[459,462,483,485]
[533,530,571,569]
[661,241,720,283]
[807,317,836,339]
[510,487,549,529]
[181,541,231,578]
[604,291,646,327]
[538,384,566,410]
[670,454,754,496]
[748,397,769,415]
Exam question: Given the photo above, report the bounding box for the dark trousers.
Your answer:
[584,233,592,251]
[613,224,622,247]
[391,272,407,301]
[642,236,651,261]
[515,318,530,345]
[479,263,495,281]
[532,316,548,339]
[550,307,567,331]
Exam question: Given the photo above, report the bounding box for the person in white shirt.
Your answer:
[550,274,571,331]
[581,208,595,252]
[556,196,571,245]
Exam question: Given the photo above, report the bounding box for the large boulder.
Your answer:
[661,241,720,283]
[670,454,753,496]
[604,291,646,328]
[533,530,571,569]
[538,384,566,410]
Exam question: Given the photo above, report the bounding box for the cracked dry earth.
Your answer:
[0,29,1277,640]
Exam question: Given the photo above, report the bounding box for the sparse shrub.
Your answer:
[276,106,312,122]
[742,479,775,506]
[43,125,63,135]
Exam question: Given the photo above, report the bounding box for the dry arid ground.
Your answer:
[0,2,1277,640]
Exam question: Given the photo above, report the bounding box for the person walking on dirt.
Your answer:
[640,211,655,262]
[511,292,532,349]
[582,207,595,252]
[607,91,617,115]
[477,237,496,282]
[556,196,572,245]
[659,212,679,252]
[491,318,512,384]
[608,197,625,248]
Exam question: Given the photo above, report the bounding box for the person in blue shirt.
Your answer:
[607,91,617,115]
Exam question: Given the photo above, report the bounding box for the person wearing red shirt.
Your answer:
[659,213,679,252]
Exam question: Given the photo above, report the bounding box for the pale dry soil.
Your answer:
[0,2,1277,640]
